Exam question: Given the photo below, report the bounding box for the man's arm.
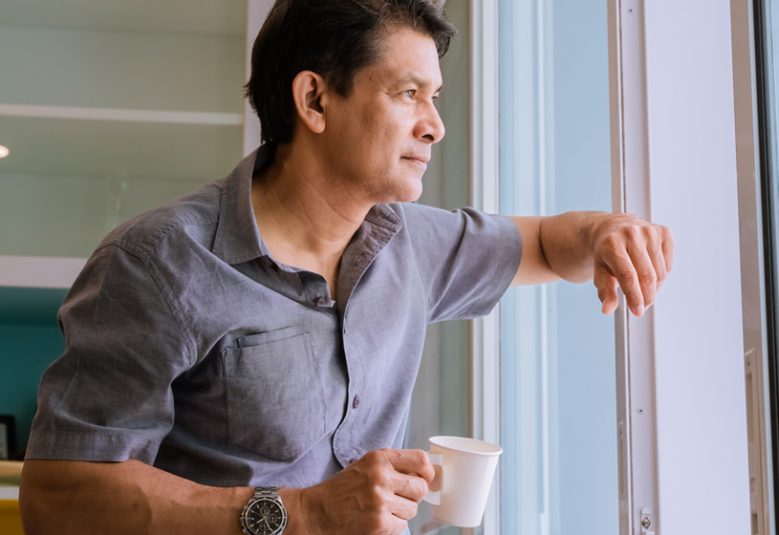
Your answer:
[20,450,433,535]
[512,211,674,317]
[20,459,259,535]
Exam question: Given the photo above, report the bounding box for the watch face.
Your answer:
[242,497,287,535]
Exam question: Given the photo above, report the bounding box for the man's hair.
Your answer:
[244,0,456,145]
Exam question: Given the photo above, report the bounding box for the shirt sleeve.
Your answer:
[397,203,523,323]
[25,244,194,464]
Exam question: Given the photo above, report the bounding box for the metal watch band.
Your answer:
[240,486,288,535]
[255,487,279,499]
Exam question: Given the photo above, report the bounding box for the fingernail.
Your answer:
[636,305,645,317]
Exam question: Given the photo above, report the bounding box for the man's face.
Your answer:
[322,26,445,204]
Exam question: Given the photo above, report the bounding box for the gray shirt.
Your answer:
[27,145,522,489]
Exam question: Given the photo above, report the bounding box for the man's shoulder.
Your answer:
[386,201,454,221]
[98,177,226,261]
[386,202,474,230]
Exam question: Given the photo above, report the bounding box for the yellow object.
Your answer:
[0,499,23,535]
[0,462,23,487]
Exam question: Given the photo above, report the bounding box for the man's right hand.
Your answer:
[292,448,436,534]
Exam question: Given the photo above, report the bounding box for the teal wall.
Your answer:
[0,288,66,457]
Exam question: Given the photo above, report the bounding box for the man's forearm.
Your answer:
[512,211,606,286]
[514,210,672,316]
[20,459,309,535]
[537,211,606,283]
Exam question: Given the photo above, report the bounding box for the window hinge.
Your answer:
[640,507,656,535]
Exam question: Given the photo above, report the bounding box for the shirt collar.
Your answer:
[211,143,403,266]
[212,145,272,265]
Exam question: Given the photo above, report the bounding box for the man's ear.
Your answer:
[291,70,329,135]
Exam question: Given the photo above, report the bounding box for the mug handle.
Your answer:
[423,452,443,506]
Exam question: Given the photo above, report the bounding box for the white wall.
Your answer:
[644,0,751,533]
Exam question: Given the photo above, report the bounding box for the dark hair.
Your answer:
[245,0,456,145]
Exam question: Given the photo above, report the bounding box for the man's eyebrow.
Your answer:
[395,75,444,93]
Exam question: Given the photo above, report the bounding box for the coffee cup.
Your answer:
[422,435,502,527]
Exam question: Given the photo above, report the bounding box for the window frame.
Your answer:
[470,0,754,533]
[468,0,502,533]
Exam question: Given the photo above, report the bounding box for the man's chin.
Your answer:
[392,183,424,204]
[371,174,425,204]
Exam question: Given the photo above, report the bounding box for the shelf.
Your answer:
[0,104,242,126]
[0,23,246,113]
[0,257,85,289]
[0,110,243,181]
[0,258,76,324]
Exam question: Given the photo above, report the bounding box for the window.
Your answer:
[473,0,754,533]
[497,1,618,533]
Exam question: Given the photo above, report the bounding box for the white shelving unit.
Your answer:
[0,2,252,472]
[0,257,86,290]
[0,1,249,287]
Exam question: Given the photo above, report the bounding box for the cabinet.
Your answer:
[0,0,251,458]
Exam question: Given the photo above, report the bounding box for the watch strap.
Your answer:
[240,486,288,535]
[254,487,280,499]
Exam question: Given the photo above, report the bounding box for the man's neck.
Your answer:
[251,143,371,295]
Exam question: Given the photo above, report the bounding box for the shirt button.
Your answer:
[352,396,361,409]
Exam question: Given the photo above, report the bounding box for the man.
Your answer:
[20,1,672,534]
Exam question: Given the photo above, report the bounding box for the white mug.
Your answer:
[422,435,503,527]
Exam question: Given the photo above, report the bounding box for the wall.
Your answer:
[0,288,66,458]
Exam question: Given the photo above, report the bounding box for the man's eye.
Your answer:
[404,89,417,98]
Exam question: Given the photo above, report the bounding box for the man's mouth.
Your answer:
[402,156,430,168]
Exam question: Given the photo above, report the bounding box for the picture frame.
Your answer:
[0,415,16,460]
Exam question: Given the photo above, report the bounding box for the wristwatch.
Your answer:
[240,487,288,535]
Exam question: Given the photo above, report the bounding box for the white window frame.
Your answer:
[733,0,775,533]
[469,0,754,534]
[469,0,502,533]
[607,1,660,533]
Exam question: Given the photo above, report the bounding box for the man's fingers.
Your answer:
[606,254,644,316]
[661,225,675,272]
[626,243,658,310]
[594,267,619,314]
[391,472,430,502]
[648,239,669,291]
[384,449,435,484]
[388,494,420,522]
[591,216,673,316]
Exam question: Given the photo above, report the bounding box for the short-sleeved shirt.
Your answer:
[26,144,522,489]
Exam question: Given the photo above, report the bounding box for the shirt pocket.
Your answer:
[222,328,326,461]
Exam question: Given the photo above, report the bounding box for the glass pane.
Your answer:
[0,1,246,258]
[498,1,618,534]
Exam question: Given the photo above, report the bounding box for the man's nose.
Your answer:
[415,100,446,144]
